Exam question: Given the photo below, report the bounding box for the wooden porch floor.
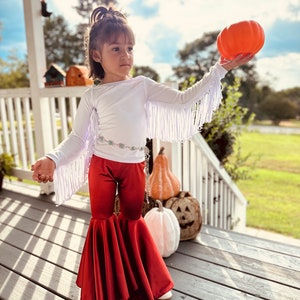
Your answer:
[1,183,300,300]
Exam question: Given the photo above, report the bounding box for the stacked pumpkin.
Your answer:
[144,147,202,257]
[165,191,202,241]
[147,147,180,201]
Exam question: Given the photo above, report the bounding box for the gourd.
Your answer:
[148,147,180,201]
[217,20,265,60]
[144,200,180,257]
[164,191,202,241]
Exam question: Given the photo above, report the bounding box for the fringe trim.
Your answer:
[146,77,223,142]
[52,69,223,204]
[53,109,98,206]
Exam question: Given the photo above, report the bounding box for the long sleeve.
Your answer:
[145,63,227,141]
[46,89,98,205]
[46,90,95,166]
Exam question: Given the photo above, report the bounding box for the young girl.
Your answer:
[31,6,252,300]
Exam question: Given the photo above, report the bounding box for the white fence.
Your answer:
[0,87,247,231]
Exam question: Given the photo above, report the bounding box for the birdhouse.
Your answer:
[44,63,66,87]
[66,65,94,86]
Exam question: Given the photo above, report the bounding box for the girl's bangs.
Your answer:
[106,23,135,45]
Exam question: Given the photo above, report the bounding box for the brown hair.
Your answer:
[86,6,135,80]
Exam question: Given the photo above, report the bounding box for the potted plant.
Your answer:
[0,152,15,191]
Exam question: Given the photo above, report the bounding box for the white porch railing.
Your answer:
[0,86,86,181]
[0,87,247,231]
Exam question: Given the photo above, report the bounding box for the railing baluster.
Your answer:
[219,179,224,229]
[49,97,58,146]
[7,98,18,161]
[23,97,35,164]
[202,156,208,225]
[1,97,10,153]
[15,97,27,168]
[182,142,189,191]
[58,96,68,140]
[70,97,78,122]
[189,141,196,196]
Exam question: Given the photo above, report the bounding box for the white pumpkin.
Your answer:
[144,200,180,257]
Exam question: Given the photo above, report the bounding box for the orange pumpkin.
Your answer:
[148,147,180,201]
[217,20,265,60]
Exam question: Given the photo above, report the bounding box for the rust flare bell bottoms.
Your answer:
[76,156,174,299]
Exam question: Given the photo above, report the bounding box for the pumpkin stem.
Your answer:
[156,200,163,211]
[158,147,165,155]
[179,191,191,198]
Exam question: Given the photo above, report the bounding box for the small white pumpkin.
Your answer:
[144,200,180,257]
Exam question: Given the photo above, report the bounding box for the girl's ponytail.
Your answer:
[90,6,127,25]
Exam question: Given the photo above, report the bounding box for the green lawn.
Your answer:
[236,132,300,239]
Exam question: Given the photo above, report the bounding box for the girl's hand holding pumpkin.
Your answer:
[31,157,55,183]
[220,53,254,71]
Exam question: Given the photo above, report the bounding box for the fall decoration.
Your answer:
[164,191,202,241]
[144,200,180,257]
[66,65,94,86]
[217,20,265,60]
[41,0,52,18]
[148,147,180,201]
[44,63,66,87]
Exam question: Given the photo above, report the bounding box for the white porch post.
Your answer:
[23,0,54,194]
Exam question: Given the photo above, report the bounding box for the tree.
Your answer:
[258,92,298,125]
[173,32,220,87]
[0,50,29,88]
[43,15,85,70]
[278,87,300,115]
[0,21,29,88]
[133,66,160,81]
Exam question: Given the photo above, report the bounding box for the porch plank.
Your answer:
[197,231,300,271]
[0,224,81,274]
[167,268,260,300]
[0,242,80,299]
[1,188,300,300]
[200,225,300,257]
[0,266,64,300]
[165,251,300,299]
[176,240,300,290]
[0,209,85,255]
[0,197,89,254]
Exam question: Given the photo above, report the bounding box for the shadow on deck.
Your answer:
[1,182,300,300]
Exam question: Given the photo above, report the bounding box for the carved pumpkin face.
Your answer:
[165,191,202,241]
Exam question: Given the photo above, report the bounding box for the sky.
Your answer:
[0,0,300,91]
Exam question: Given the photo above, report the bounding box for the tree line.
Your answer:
[1,0,299,126]
[1,0,299,180]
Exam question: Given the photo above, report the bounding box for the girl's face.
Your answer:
[93,34,134,83]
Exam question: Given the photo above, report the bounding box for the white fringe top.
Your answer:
[47,63,227,205]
